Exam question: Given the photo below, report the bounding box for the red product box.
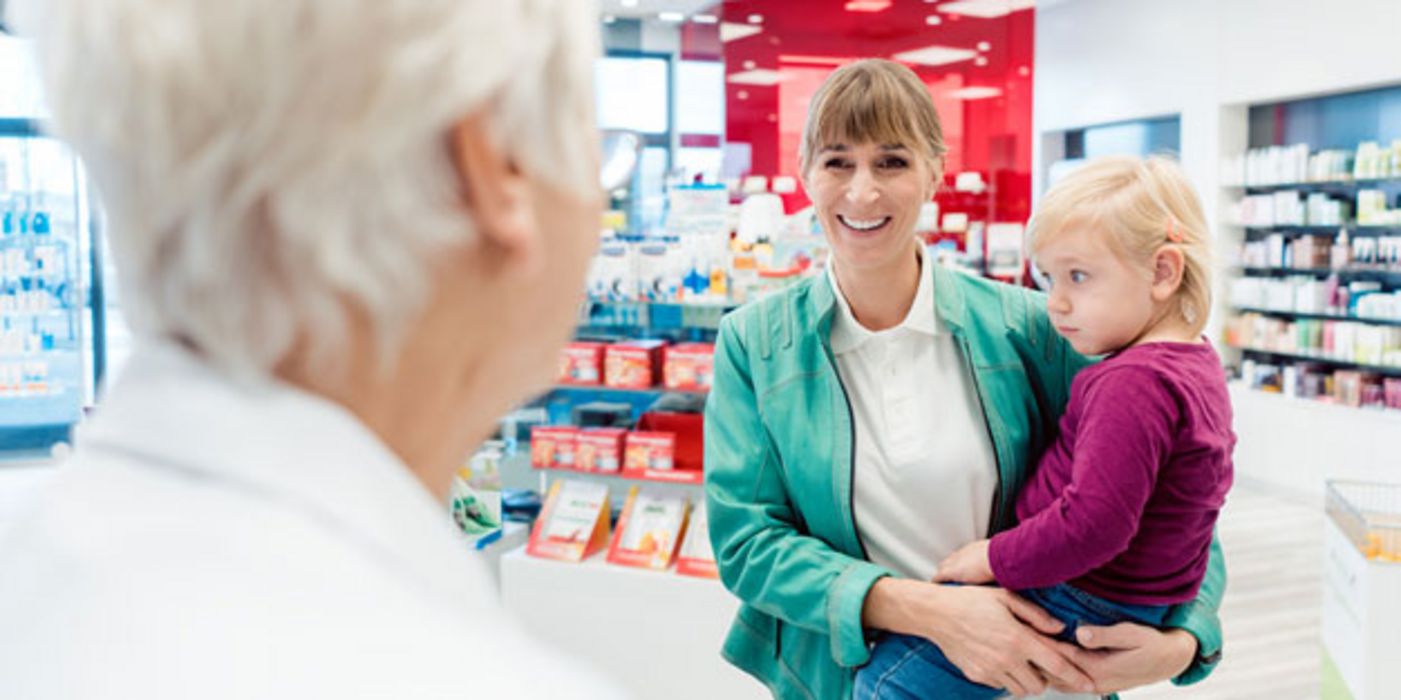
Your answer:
[1385,378,1401,411]
[558,342,606,386]
[605,340,666,389]
[624,431,675,472]
[663,343,715,391]
[576,428,626,473]
[530,426,578,470]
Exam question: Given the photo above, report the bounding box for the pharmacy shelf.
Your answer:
[552,383,708,399]
[1232,345,1401,377]
[1233,306,1401,328]
[578,299,738,331]
[1234,267,1401,284]
[533,464,704,486]
[1229,177,1401,194]
[1241,225,1401,235]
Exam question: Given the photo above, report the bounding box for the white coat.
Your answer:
[0,343,625,699]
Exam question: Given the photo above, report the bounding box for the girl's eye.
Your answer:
[1070,270,1089,283]
[878,157,909,169]
[824,158,852,170]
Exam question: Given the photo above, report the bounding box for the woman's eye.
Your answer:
[824,158,851,170]
[879,157,908,169]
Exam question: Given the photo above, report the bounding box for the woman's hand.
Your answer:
[862,579,1095,698]
[1047,622,1197,694]
[933,539,994,584]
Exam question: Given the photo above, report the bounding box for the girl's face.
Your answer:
[804,140,939,275]
[1034,226,1162,356]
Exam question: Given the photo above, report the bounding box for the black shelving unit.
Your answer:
[1233,306,1401,328]
[1234,266,1401,280]
[1234,346,1401,377]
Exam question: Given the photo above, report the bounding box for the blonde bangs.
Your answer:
[800,59,946,173]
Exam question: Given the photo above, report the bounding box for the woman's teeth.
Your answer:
[839,215,890,231]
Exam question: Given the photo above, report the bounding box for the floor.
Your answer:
[0,466,1332,699]
[1126,484,1324,700]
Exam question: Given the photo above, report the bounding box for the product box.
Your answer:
[604,339,666,389]
[606,487,690,571]
[530,426,578,470]
[576,428,626,473]
[676,499,719,579]
[663,343,715,391]
[558,341,606,386]
[624,431,675,472]
[527,479,611,563]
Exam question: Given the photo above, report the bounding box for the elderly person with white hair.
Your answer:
[0,0,625,698]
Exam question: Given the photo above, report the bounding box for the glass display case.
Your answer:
[1,33,107,456]
[0,119,100,454]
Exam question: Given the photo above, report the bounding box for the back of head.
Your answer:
[1029,155,1214,334]
[800,59,947,176]
[13,0,600,379]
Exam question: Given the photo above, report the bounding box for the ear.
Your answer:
[449,112,542,276]
[1150,246,1186,302]
[925,155,945,201]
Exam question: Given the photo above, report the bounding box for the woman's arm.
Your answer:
[704,315,892,668]
[863,578,1096,697]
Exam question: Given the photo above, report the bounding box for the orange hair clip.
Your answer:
[1165,218,1184,244]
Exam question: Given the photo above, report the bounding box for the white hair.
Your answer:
[14,0,600,378]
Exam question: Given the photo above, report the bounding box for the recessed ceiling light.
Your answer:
[925,15,943,25]
[947,86,1002,100]
[892,45,979,66]
[620,0,638,7]
[720,22,763,42]
[727,69,788,86]
[939,0,1035,19]
[844,0,893,11]
[658,11,685,22]
[693,14,719,24]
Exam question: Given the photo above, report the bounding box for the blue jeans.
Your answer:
[853,583,1170,700]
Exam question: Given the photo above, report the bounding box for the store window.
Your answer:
[1044,115,1182,187]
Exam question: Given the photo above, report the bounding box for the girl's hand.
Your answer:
[934,539,994,584]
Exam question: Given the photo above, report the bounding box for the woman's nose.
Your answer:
[845,167,880,205]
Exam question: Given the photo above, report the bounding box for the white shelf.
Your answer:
[500,546,764,700]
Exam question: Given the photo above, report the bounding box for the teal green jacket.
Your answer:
[703,264,1225,700]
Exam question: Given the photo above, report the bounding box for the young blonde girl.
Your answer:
[854,155,1235,699]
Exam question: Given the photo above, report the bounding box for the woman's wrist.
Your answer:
[861,577,946,638]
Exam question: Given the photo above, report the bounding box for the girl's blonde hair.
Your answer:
[1028,155,1214,335]
[799,59,947,176]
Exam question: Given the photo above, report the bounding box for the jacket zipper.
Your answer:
[824,344,869,560]
[956,332,1006,537]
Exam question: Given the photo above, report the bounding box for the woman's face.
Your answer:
[804,140,939,274]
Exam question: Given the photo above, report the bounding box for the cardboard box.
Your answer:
[576,428,626,473]
[530,426,578,470]
[624,431,675,472]
[558,342,606,386]
[663,343,715,391]
[605,340,666,389]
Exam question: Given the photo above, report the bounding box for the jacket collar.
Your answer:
[74,341,487,610]
[810,245,969,344]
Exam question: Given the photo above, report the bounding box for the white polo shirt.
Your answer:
[827,249,998,581]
